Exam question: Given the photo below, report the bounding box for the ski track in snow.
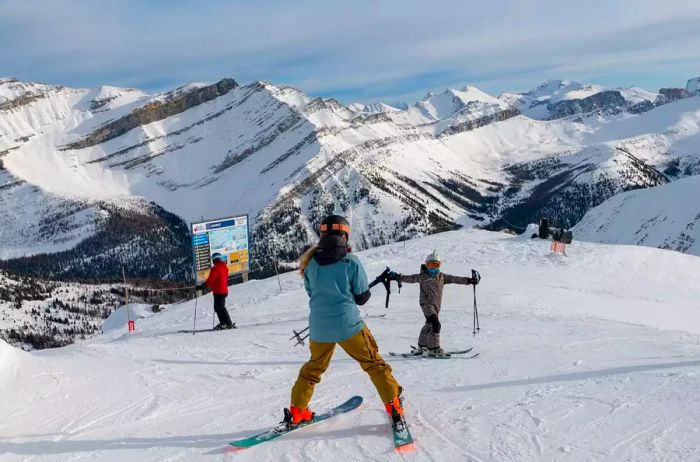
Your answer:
[2,230,700,461]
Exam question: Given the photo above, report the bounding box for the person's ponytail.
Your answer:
[299,245,318,276]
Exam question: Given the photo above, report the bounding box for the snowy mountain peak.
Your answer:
[526,79,603,104]
[415,85,505,121]
[0,77,20,88]
[0,79,65,108]
[260,80,310,108]
[348,102,401,114]
[688,77,700,95]
[85,85,148,112]
[62,78,239,150]
[505,79,663,119]
[451,86,502,105]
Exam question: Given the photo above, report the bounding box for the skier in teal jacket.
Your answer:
[284,215,405,431]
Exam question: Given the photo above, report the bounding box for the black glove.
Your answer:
[426,314,441,333]
[388,271,400,281]
[471,269,481,285]
[195,283,206,291]
[377,268,391,280]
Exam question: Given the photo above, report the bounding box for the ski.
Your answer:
[423,352,480,360]
[389,347,474,358]
[229,395,363,450]
[391,415,415,452]
[391,421,415,452]
[178,324,237,334]
[388,398,415,452]
[393,352,480,360]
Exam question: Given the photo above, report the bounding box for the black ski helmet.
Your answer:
[319,215,350,237]
[211,252,224,262]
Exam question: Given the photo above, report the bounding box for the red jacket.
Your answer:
[205,260,229,295]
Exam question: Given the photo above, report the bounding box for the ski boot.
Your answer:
[213,322,236,330]
[384,396,406,428]
[409,345,426,356]
[385,396,409,432]
[281,405,315,429]
[425,347,451,358]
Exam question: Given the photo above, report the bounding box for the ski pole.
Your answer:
[471,269,481,336]
[472,285,479,336]
[290,327,310,347]
[383,277,391,308]
[192,288,199,335]
[290,326,309,340]
[294,332,310,347]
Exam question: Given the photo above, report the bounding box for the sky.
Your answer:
[1,0,699,104]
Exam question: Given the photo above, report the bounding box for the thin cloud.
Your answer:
[1,0,698,103]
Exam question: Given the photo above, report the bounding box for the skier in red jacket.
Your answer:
[199,253,235,330]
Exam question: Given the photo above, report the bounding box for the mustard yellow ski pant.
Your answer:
[291,325,401,408]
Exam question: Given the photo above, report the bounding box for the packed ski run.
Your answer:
[2,229,700,461]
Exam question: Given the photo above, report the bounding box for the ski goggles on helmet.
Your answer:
[425,260,441,269]
[319,223,350,235]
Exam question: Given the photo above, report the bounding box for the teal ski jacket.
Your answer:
[304,240,371,343]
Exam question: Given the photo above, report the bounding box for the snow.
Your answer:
[102,304,159,333]
[2,229,700,461]
[0,338,22,374]
[573,175,700,256]
[617,86,659,105]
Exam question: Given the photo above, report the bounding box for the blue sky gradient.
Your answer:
[1,0,699,104]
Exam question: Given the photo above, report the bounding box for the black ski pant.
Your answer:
[213,294,233,326]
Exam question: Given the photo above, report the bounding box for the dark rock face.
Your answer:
[63,78,238,150]
[439,108,521,136]
[545,91,627,119]
[628,100,655,114]
[658,88,692,103]
[88,96,118,111]
[0,92,47,111]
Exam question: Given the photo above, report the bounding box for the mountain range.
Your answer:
[1,75,699,282]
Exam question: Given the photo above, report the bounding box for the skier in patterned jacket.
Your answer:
[389,249,479,357]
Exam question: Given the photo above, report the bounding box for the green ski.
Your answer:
[229,396,363,450]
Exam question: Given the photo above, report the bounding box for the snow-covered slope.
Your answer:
[2,230,699,461]
[1,75,699,281]
[0,338,24,377]
[573,175,700,255]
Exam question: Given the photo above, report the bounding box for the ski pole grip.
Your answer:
[471,269,481,284]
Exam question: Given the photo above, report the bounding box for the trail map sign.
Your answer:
[192,215,250,284]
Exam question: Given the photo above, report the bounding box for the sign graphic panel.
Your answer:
[192,215,249,284]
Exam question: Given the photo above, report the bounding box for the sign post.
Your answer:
[122,267,135,332]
